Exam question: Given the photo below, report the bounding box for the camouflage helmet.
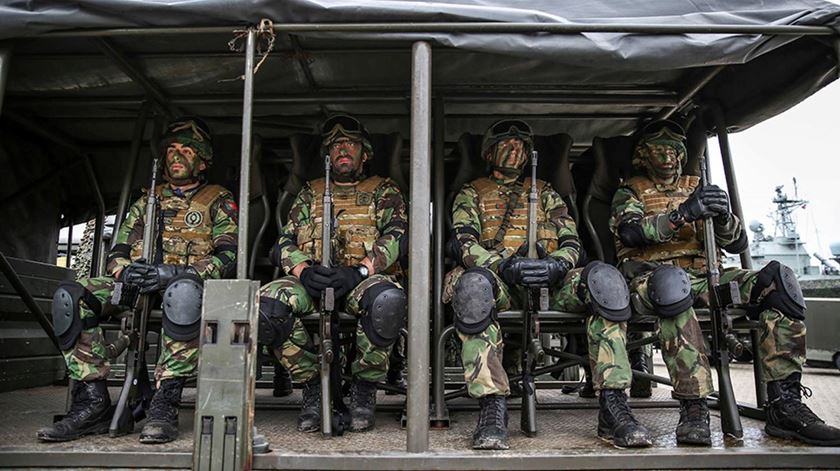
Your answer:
[160,117,214,166]
[632,119,688,170]
[481,119,534,161]
[320,114,374,160]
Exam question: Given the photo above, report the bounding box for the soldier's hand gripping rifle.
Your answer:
[699,148,743,438]
[319,154,348,437]
[520,149,546,437]
[109,157,159,436]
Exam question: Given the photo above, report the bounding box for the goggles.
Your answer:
[487,119,533,140]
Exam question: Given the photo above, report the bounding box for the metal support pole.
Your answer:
[0,43,11,116]
[406,41,431,453]
[710,105,752,269]
[236,30,256,280]
[112,103,149,246]
[65,221,73,268]
[82,155,106,277]
[836,38,840,80]
[97,38,177,118]
[431,95,448,427]
[655,66,724,121]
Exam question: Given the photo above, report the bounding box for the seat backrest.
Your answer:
[582,135,636,265]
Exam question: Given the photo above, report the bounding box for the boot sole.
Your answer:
[139,435,178,444]
[676,435,712,446]
[765,425,840,447]
[37,420,110,442]
[597,429,653,448]
[472,438,509,450]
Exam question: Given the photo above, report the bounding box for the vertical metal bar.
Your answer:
[751,328,767,406]
[431,95,448,425]
[65,222,73,268]
[407,41,431,453]
[835,38,840,80]
[710,105,752,270]
[112,103,150,246]
[82,155,106,277]
[0,44,11,116]
[237,29,256,280]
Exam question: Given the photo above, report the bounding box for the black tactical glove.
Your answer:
[299,265,333,298]
[328,266,366,299]
[677,187,716,222]
[700,185,730,217]
[121,261,189,294]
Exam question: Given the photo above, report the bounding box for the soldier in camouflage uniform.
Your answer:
[611,119,840,446]
[38,118,238,444]
[259,114,408,433]
[443,119,651,449]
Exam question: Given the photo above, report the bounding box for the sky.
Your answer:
[706,78,840,263]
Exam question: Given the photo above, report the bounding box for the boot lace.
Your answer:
[301,381,320,410]
[606,391,639,425]
[148,380,182,423]
[681,399,708,423]
[778,382,822,426]
[350,382,376,410]
[478,396,506,429]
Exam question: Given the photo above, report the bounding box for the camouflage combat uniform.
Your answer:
[611,175,805,399]
[443,176,632,398]
[64,183,238,383]
[262,175,407,384]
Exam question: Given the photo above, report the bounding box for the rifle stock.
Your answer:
[699,147,743,438]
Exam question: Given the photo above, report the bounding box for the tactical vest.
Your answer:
[616,175,707,269]
[470,177,560,256]
[129,184,226,266]
[298,176,397,272]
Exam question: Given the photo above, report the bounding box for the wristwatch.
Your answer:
[668,209,686,228]
[356,264,370,279]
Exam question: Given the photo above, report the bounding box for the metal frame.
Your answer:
[1,18,839,467]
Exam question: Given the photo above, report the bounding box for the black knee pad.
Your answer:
[360,282,407,348]
[580,261,631,322]
[52,281,102,350]
[161,273,203,341]
[647,265,693,318]
[258,297,294,348]
[452,267,498,335]
[750,261,806,320]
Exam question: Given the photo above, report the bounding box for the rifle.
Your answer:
[699,147,743,438]
[520,149,546,437]
[109,157,159,436]
[319,153,348,437]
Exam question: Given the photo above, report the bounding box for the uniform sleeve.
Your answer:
[452,185,504,270]
[610,186,675,244]
[105,196,146,276]
[542,185,581,267]
[189,191,239,280]
[274,185,315,275]
[370,179,408,273]
[713,212,745,248]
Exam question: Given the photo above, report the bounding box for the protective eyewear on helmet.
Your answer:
[488,119,533,140]
[321,114,364,136]
[641,120,686,141]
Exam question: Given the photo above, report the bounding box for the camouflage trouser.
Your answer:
[443,266,631,398]
[62,276,199,382]
[630,267,806,399]
[258,274,401,384]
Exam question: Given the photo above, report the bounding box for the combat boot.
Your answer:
[676,398,711,445]
[349,380,378,432]
[273,364,293,398]
[297,378,321,433]
[598,389,652,447]
[140,377,186,444]
[472,395,509,450]
[37,379,111,442]
[765,373,840,446]
[629,348,652,398]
